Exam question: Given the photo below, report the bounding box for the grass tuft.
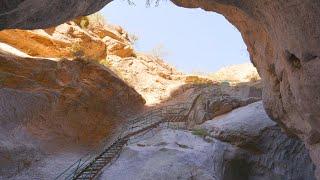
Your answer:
[192,129,209,138]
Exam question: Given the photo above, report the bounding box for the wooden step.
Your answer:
[94,159,109,163]
[92,162,106,167]
[83,168,98,173]
[101,154,115,158]
[90,165,104,170]
[77,176,93,180]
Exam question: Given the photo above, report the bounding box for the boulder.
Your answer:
[101,102,315,180]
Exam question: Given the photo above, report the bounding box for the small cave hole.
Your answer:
[223,158,249,180]
[286,51,302,70]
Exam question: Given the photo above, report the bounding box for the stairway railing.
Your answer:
[55,103,190,180]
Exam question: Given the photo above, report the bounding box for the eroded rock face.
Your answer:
[0,0,319,177]
[0,0,113,29]
[0,20,137,60]
[100,102,315,180]
[170,1,320,177]
[0,52,145,143]
[0,52,145,177]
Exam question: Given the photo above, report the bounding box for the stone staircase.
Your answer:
[55,104,190,180]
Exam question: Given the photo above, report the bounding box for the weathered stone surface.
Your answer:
[0,52,145,142]
[0,0,113,29]
[0,0,319,177]
[170,0,320,177]
[0,52,145,178]
[0,21,134,60]
[100,102,315,180]
[163,82,262,127]
[201,102,316,180]
[186,93,260,127]
[0,19,184,104]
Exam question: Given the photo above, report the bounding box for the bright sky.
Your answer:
[101,0,249,73]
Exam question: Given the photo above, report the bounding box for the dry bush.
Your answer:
[74,12,106,29]
[99,59,113,68]
[184,75,214,85]
[128,33,139,45]
[74,16,90,29]
[67,41,85,58]
[126,0,164,6]
[150,44,169,59]
[87,12,106,26]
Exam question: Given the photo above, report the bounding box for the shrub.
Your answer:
[68,42,85,58]
[74,12,106,29]
[192,129,209,138]
[127,0,163,6]
[128,33,139,45]
[74,16,90,29]
[150,44,169,59]
[220,80,230,86]
[99,59,113,68]
[185,75,213,85]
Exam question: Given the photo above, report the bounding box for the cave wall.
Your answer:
[1,0,320,178]
[0,0,113,29]
[170,1,320,178]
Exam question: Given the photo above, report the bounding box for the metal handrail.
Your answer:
[55,103,191,179]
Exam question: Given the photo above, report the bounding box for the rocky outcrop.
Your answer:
[2,0,319,176]
[0,0,320,178]
[0,52,145,178]
[0,52,145,142]
[209,63,260,83]
[103,53,184,104]
[169,1,320,177]
[0,20,135,60]
[201,101,316,179]
[0,0,319,177]
[100,102,315,180]
[0,0,113,29]
[0,19,183,105]
[161,81,262,128]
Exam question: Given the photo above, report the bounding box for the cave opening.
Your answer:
[0,1,318,179]
[101,0,251,74]
[96,0,261,105]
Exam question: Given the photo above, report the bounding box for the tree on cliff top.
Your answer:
[126,0,164,7]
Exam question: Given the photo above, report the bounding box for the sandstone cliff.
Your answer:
[1,1,319,178]
[0,13,267,179]
[1,3,319,168]
[0,17,186,105]
[0,17,150,178]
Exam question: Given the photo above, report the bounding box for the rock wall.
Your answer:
[0,51,146,177]
[170,1,320,177]
[0,52,145,141]
[0,0,113,29]
[0,0,319,178]
[0,19,184,105]
[101,102,315,180]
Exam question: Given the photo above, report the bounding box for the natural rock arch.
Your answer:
[1,0,320,178]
